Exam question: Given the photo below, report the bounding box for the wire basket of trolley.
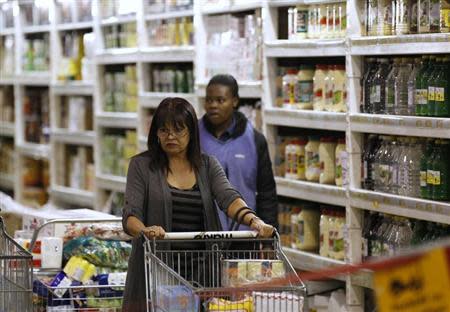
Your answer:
[143,230,307,312]
[27,218,130,311]
[0,216,33,312]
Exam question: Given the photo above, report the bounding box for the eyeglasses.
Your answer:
[157,127,188,138]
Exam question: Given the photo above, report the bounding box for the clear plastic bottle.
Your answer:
[308,5,319,39]
[406,58,421,116]
[385,58,401,114]
[398,137,421,197]
[394,58,412,115]
[362,58,378,113]
[378,0,395,35]
[362,134,380,190]
[418,0,431,33]
[373,136,387,192]
[371,58,391,114]
[388,138,402,195]
[367,0,379,35]
[395,0,411,35]
[375,136,394,193]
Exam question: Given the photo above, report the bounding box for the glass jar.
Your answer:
[297,65,315,109]
[319,137,337,184]
[305,136,321,182]
[335,137,347,187]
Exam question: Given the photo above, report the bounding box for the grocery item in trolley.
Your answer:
[144,231,306,312]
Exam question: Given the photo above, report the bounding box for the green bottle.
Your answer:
[432,140,450,201]
[420,140,433,199]
[425,57,441,117]
[418,56,436,116]
[415,56,429,116]
[434,57,450,117]
[426,140,439,199]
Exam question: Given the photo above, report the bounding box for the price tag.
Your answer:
[374,248,450,312]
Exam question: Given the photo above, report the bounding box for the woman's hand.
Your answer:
[142,226,166,239]
[250,218,275,238]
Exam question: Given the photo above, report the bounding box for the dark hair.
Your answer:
[206,74,239,99]
[147,97,201,173]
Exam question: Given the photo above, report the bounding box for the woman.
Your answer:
[122,97,274,311]
[199,74,278,231]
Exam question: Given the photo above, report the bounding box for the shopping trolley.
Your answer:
[0,216,33,312]
[144,231,307,312]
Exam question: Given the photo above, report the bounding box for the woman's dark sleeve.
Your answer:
[207,155,242,213]
[122,157,147,235]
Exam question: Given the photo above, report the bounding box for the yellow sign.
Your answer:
[374,248,450,312]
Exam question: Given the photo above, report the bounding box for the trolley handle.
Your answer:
[28,217,121,252]
[143,230,259,241]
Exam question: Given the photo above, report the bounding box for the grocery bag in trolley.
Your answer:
[143,231,306,312]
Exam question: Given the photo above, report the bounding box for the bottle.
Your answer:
[324,66,335,112]
[308,5,319,39]
[374,136,392,192]
[388,138,402,195]
[319,208,330,257]
[285,141,294,179]
[410,0,419,33]
[371,59,391,114]
[297,65,315,109]
[406,58,421,116]
[362,134,379,190]
[385,58,401,114]
[418,55,436,116]
[418,0,431,33]
[295,5,309,39]
[305,136,321,182]
[297,205,321,251]
[378,0,395,35]
[415,56,429,115]
[282,69,299,109]
[335,137,347,187]
[297,138,307,180]
[431,140,450,200]
[362,58,378,113]
[420,140,433,199]
[367,0,379,36]
[396,0,411,35]
[332,65,347,112]
[399,138,422,197]
[394,58,412,115]
[313,64,328,111]
[441,0,450,32]
[319,137,337,185]
[433,57,449,117]
[430,0,441,32]
[319,4,328,38]
[426,57,441,116]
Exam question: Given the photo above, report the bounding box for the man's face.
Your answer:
[205,84,238,127]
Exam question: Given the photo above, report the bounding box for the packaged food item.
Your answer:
[296,139,307,180]
[313,65,328,111]
[319,137,337,184]
[221,260,247,286]
[283,69,299,109]
[305,136,320,182]
[319,207,330,257]
[63,256,96,283]
[253,291,304,312]
[208,296,253,312]
[296,205,320,252]
[94,273,126,298]
[156,285,199,312]
[297,65,314,109]
[332,65,347,112]
[335,137,347,187]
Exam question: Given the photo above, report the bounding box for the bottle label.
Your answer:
[427,169,435,185]
[418,89,428,104]
[435,87,445,102]
[333,90,343,105]
[296,10,308,34]
[298,80,313,103]
[434,171,441,185]
[420,170,427,187]
[428,86,435,101]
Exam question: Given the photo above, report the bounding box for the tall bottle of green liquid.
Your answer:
[423,56,439,116]
[415,56,429,116]
[417,56,435,116]
[431,140,450,201]
[420,139,433,199]
[426,57,442,117]
[426,140,439,199]
[434,57,450,117]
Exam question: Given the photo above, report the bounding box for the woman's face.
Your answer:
[205,84,238,127]
[157,123,190,156]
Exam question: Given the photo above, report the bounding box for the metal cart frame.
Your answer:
[144,231,307,312]
[0,216,33,312]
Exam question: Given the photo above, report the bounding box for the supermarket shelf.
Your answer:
[201,1,262,15]
[96,112,138,128]
[140,46,195,63]
[265,108,347,131]
[145,9,194,21]
[95,48,139,64]
[0,122,15,137]
[0,173,14,190]
[268,0,346,6]
[56,21,93,31]
[196,80,262,98]
[16,143,50,159]
[50,185,95,208]
[22,24,51,34]
[275,177,347,207]
[96,174,127,192]
[265,39,346,57]
[51,81,94,95]
[0,28,14,36]
[350,113,450,139]
[139,92,196,108]
[349,33,450,55]
[0,76,15,85]
[100,15,136,26]
[16,72,51,85]
[350,188,450,225]
[51,129,95,146]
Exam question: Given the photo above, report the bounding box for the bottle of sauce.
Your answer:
[285,141,295,179]
[324,65,335,112]
[332,64,347,112]
[297,204,321,252]
[282,69,299,109]
[313,64,328,111]
[295,5,309,39]
[305,136,321,182]
[327,209,337,259]
[335,137,347,187]
[297,138,308,180]
[297,65,315,110]
[332,210,345,260]
[319,137,337,185]
[308,5,319,39]
[319,207,330,257]
[290,205,301,249]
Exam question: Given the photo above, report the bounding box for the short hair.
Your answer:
[147,97,201,173]
[206,74,239,99]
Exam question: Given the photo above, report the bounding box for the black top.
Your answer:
[170,183,204,233]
